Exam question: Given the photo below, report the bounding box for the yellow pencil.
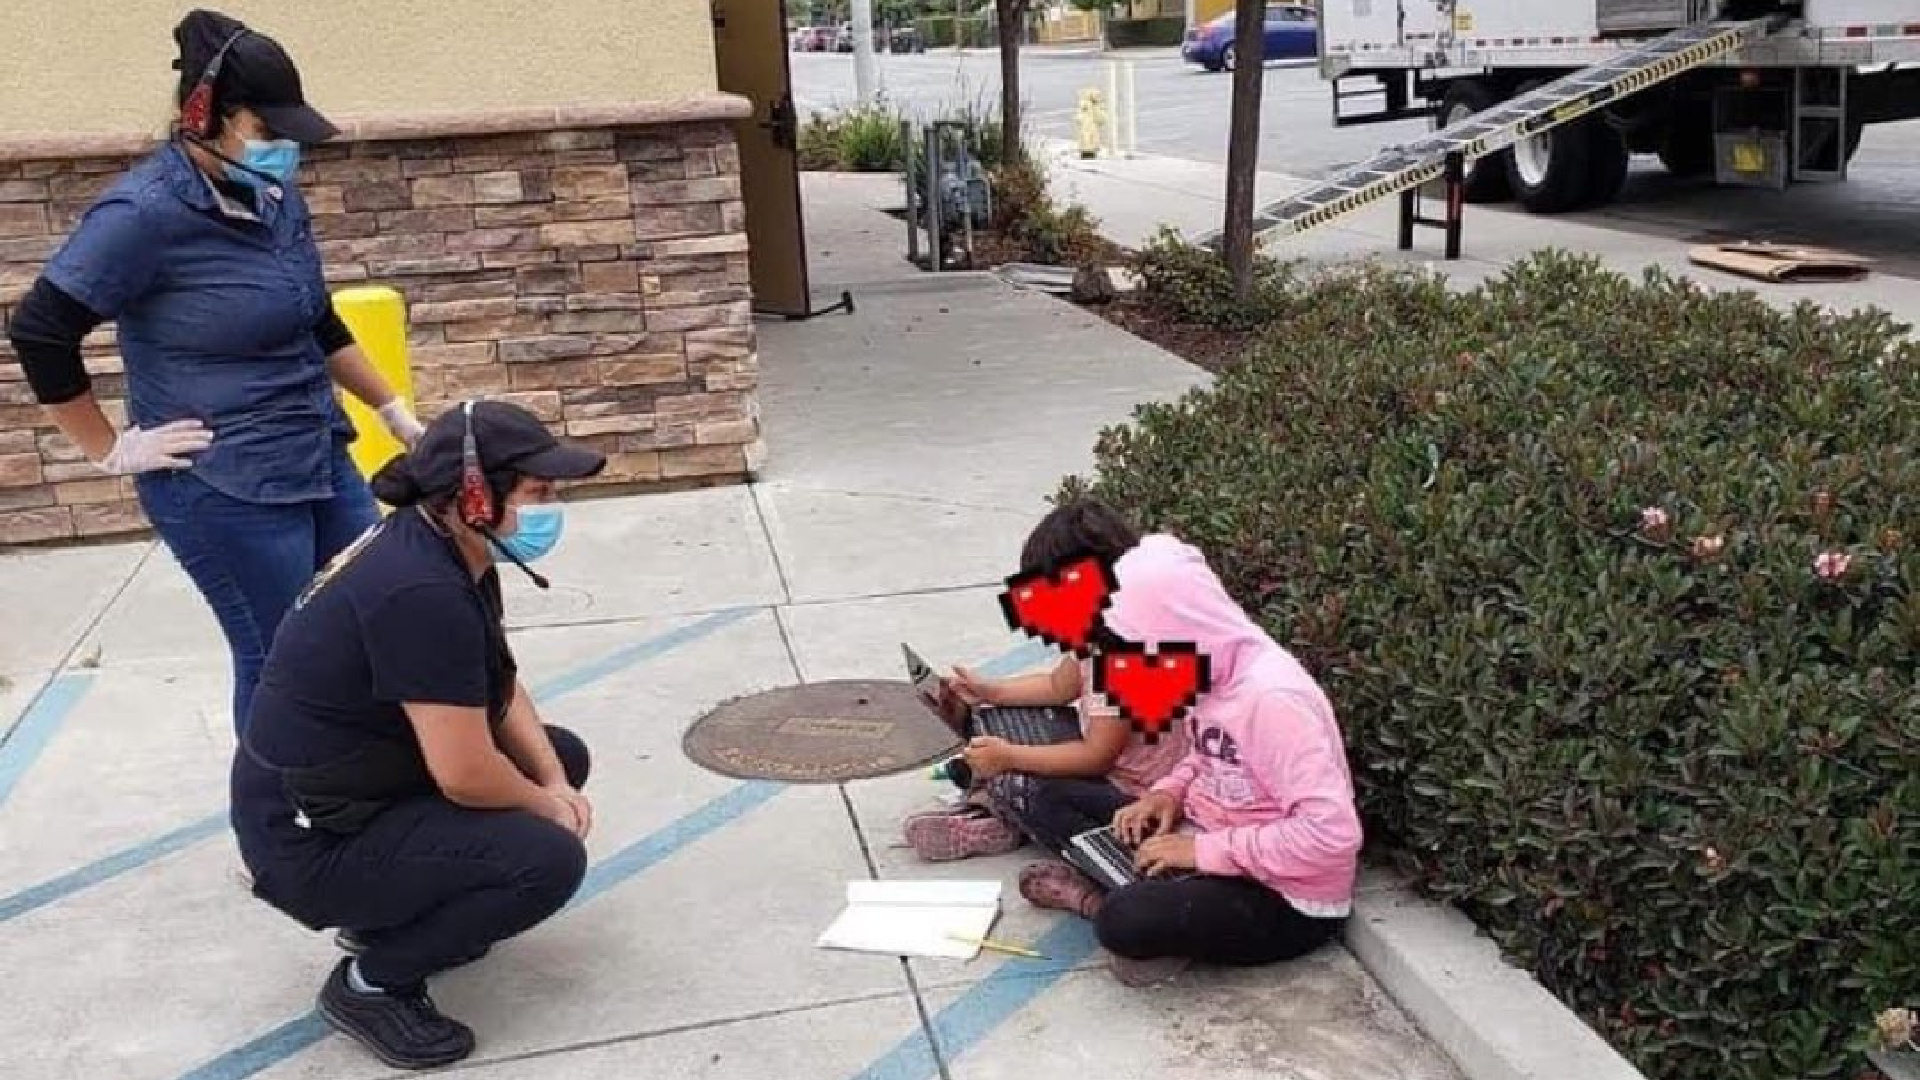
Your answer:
[947,932,1044,959]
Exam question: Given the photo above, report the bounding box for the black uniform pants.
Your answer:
[1007,773,1347,967]
[257,725,591,989]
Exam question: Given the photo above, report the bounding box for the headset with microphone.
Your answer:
[174,26,288,193]
[457,401,551,590]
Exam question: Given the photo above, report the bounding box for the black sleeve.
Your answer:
[314,305,354,356]
[6,277,105,405]
[362,583,491,708]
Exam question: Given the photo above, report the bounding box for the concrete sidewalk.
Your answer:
[1040,140,1920,316]
[0,172,1458,1080]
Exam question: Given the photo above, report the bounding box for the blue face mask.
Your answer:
[493,503,565,565]
[224,139,301,187]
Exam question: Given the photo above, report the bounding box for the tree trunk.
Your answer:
[1222,0,1267,300]
[996,0,1027,167]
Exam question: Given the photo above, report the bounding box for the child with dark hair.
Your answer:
[1016,533,1363,988]
[902,498,1192,861]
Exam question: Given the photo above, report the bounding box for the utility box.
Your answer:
[1597,0,1718,35]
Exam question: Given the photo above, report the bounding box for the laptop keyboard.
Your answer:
[1067,826,1139,891]
[970,705,1081,746]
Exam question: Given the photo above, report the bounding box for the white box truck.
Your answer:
[1318,1,1920,213]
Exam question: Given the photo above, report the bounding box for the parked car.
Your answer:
[888,26,926,53]
[1182,3,1317,72]
[793,25,834,51]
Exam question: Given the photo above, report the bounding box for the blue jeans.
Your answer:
[136,442,381,737]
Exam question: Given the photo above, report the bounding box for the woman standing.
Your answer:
[6,10,423,736]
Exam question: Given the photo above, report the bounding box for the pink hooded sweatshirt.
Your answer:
[1103,534,1363,917]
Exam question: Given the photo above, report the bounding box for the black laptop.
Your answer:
[902,643,1082,746]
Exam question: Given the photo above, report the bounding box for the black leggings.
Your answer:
[257,725,591,989]
[1005,773,1348,966]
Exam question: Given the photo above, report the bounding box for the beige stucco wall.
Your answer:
[0,0,718,138]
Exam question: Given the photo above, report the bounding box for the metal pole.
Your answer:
[851,0,878,106]
[1107,61,1121,158]
[925,125,944,271]
[1124,61,1138,156]
[1444,151,1465,260]
[902,120,919,265]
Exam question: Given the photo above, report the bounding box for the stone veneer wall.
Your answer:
[0,99,763,546]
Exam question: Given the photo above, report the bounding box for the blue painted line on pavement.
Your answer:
[0,608,758,928]
[176,1015,332,1080]
[846,918,1102,1080]
[170,632,1049,1080]
[0,671,98,810]
[0,815,226,925]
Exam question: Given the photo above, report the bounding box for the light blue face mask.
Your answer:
[493,503,565,565]
[224,139,301,187]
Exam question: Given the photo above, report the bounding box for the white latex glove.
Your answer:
[95,419,213,475]
[376,399,426,448]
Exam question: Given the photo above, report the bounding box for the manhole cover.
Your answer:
[682,680,960,783]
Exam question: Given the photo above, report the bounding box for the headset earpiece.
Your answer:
[179,29,246,141]
[457,401,495,530]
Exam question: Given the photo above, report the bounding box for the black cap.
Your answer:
[173,9,339,144]
[372,400,606,507]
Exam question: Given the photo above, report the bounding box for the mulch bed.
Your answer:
[1086,297,1255,376]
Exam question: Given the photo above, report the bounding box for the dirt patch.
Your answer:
[1086,296,1257,375]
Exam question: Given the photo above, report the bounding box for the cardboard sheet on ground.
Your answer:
[1687,242,1874,283]
[816,880,1002,959]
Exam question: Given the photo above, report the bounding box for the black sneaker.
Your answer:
[317,957,475,1070]
[334,929,491,971]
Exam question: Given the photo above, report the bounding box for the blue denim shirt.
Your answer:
[42,141,354,505]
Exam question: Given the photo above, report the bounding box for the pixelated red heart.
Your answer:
[1094,643,1210,743]
[996,552,1119,657]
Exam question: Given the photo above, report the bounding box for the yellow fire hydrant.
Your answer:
[1076,88,1106,159]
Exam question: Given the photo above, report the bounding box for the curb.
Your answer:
[1343,870,1652,1080]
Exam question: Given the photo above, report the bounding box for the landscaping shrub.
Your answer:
[1105,15,1186,47]
[987,154,1117,266]
[797,104,908,172]
[1127,226,1296,330]
[1061,250,1919,1080]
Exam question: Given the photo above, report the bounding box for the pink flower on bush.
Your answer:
[1639,506,1672,541]
[1815,550,1852,580]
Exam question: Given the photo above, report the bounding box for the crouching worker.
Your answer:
[229,399,607,1070]
[1016,532,1364,987]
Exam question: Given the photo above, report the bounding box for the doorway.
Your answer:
[712,0,813,317]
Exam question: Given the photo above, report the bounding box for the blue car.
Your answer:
[1182,3,1319,72]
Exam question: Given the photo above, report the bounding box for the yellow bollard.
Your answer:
[330,286,416,494]
[1077,88,1107,159]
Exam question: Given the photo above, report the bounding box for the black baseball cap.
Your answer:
[173,9,340,144]
[372,400,606,506]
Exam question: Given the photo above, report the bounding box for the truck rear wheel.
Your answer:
[1437,81,1512,203]
[1504,81,1592,213]
[1579,117,1631,209]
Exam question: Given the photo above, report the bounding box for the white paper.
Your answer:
[817,880,1002,959]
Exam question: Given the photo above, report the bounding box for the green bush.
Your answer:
[1062,250,1919,1080]
[1105,15,1186,47]
[1128,227,1297,331]
[989,154,1115,266]
[798,104,909,172]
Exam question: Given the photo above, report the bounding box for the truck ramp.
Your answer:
[1200,15,1787,250]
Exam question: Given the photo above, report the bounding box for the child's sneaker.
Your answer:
[903,804,1022,861]
[1017,860,1102,919]
[1107,953,1191,987]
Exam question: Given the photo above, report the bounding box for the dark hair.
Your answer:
[1018,496,1141,575]
[369,458,520,529]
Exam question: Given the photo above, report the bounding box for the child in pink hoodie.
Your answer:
[902,499,1190,861]
[1016,529,1364,987]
